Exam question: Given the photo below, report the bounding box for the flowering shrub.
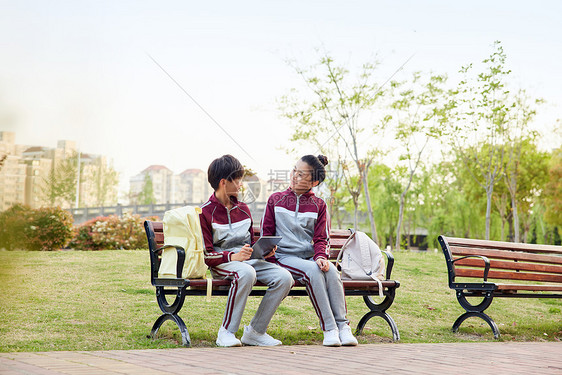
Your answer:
[70,213,157,250]
[0,204,74,251]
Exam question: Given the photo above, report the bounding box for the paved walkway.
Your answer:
[1,342,561,375]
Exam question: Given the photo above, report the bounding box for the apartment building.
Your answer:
[129,165,174,204]
[177,168,212,203]
[129,166,211,205]
[0,131,118,210]
[129,165,272,206]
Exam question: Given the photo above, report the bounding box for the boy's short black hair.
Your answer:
[207,155,245,190]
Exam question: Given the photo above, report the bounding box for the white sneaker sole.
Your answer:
[323,341,342,347]
[216,340,242,347]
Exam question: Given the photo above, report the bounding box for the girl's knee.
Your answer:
[305,265,325,283]
[281,269,295,288]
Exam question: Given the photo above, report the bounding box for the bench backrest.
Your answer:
[439,235,562,285]
[144,220,352,280]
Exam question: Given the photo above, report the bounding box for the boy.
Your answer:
[199,155,294,347]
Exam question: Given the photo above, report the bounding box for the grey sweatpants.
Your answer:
[211,259,294,334]
[276,255,349,331]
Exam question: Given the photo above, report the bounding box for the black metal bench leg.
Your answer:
[454,290,499,339]
[356,311,400,341]
[151,313,191,347]
[358,292,400,341]
[452,311,500,339]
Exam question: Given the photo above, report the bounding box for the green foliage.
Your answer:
[0,154,7,171]
[0,204,73,251]
[278,42,560,246]
[0,204,31,250]
[41,152,81,207]
[92,159,119,206]
[69,213,158,250]
[137,173,156,205]
[544,148,562,227]
[444,41,515,240]
[387,72,449,249]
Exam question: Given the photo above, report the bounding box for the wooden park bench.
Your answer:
[439,235,562,338]
[144,220,401,346]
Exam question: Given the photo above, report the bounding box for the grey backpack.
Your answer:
[336,230,386,297]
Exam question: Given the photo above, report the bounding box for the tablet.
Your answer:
[250,236,282,259]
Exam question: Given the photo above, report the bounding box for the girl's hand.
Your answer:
[231,244,253,261]
[316,258,330,272]
[263,245,277,259]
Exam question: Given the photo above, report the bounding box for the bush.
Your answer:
[0,204,32,250]
[0,204,74,251]
[70,213,156,250]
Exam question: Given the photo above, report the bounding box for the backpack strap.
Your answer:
[335,228,356,267]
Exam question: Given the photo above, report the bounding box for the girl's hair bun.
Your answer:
[317,155,329,166]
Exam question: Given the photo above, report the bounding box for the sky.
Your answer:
[1,0,561,200]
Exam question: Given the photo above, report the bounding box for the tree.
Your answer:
[504,139,550,242]
[137,173,155,205]
[544,147,562,227]
[0,154,7,172]
[279,53,388,243]
[92,159,119,206]
[41,152,82,208]
[388,72,447,249]
[444,41,512,240]
[502,90,543,242]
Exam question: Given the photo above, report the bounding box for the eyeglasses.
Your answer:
[292,167,312,180]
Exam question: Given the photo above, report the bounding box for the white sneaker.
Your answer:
[339,325,358,346]
[216,326,242,347]
[241,325,282,346]
[322,329,341,347]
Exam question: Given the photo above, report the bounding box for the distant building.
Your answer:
[128,166,273,206]
[129,166,211,205]
[177,168,211,203]
[130,165,174,204]
[0,131,118,210]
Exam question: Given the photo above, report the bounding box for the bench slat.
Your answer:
[155,232,164,244]
[495,284,562,292]
[444,236,562,255]
[153,224,350,259]
[454,258,562,275]
[451,246,562,265]
[183,278,398,290]
[455,268,562,283]
[328,238,348,248]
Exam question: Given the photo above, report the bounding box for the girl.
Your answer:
[261,155,358,346]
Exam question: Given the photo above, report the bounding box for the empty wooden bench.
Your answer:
[144,220,401,346]
[439,235,562,338]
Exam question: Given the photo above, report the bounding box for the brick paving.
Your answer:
[1,342,562,375]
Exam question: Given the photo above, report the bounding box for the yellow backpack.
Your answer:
[158,206,208,279]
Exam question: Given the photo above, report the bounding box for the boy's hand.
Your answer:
[231,244,253,261]
[315,258,330,272]
[263,245,277,259]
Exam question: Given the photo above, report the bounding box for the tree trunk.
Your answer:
[361,174,378,243]
[511,191,520,243]
[485,187,493,240]
[395,191,406,250]
[500,218,505,241]
[353,197,359,230]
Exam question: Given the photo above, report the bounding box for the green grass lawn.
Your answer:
[0,249,560,352]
